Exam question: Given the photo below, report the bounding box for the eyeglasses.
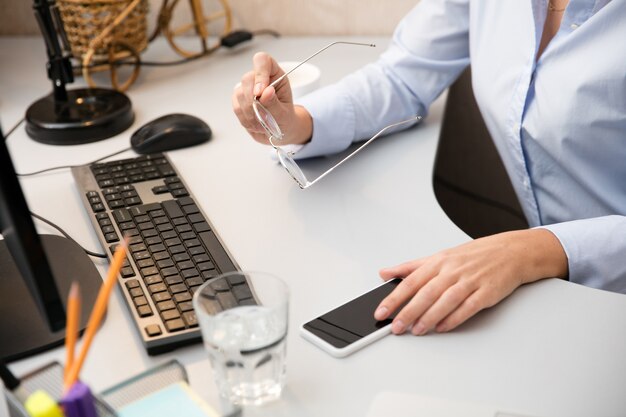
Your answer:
[252,41,422,189]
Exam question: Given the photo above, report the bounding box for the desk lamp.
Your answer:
[25,0,134,145]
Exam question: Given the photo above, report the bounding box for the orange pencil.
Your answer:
[64,237,129,390]
[63,282,81,389]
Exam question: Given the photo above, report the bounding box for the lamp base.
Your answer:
[25,88,134,145]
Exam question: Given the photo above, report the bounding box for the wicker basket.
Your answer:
[57,0,149,91]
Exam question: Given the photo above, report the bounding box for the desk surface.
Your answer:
[2,36,626,417]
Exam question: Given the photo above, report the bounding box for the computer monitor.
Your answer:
[0,125,103,362]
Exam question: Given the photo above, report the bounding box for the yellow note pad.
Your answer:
[117,382,219,417]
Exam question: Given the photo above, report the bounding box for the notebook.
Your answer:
[117,382,219,417]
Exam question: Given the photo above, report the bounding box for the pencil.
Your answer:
[63,282,81,390]
[64,237,129,390]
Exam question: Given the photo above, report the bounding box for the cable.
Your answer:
[74,29,281,70]
[16,146,132,177]
[251,29,281,38]
[3,117,25,141]
[30,211,108,258]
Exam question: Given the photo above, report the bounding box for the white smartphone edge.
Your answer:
[299,279,398,358]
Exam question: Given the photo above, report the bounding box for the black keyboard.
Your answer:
[72,153,248,355]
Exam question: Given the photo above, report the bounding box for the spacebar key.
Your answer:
[199,231,237,273]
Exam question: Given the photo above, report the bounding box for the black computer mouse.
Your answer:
[130,113,212,154]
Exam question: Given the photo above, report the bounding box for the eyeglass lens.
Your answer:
[253,98,283,140]
[275,147,309,188]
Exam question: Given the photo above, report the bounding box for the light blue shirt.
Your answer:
[296,0,626,292]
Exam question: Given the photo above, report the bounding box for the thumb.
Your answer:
[258,86,280,110]
[252,52,280,97]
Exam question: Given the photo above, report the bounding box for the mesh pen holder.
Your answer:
[4,360,188,417]
[4,361,116,417]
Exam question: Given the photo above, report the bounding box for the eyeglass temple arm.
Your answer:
[307,115,422,188]
[268,41,376,91]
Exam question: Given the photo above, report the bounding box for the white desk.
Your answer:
[2,36,626,417]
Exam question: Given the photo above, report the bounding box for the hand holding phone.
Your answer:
[300,278,402,357]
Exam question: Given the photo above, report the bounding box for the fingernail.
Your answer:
[374,306,388,320]
[254,83,262,96]
[412,322,426,336]
[391,319,405,334]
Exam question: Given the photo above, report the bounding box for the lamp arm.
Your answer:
[32,0,74,101]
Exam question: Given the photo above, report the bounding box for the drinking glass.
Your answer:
[193,271,289,406]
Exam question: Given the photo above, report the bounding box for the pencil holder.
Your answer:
[3,361,117,417]
[3,360,188,417]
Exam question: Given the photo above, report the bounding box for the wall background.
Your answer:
[0,0,418,36]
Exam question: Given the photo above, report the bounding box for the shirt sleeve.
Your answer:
[293,0,471,160]
[539,215,626,293]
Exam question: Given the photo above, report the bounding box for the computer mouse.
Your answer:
[130,113,212,154]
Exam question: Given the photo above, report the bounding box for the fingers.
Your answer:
[409,281,477,335]
[435,290,486,333]
[374,262,434,323]
[379,258,426,280]
[232,71,268,143]
[252,52,280,97]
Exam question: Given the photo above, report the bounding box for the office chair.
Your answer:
[432,67,529,239]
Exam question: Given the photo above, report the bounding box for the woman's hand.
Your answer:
[374,229,568,335]
[232,52,313,146]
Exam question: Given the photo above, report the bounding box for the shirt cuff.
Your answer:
[538,215,626,293]
[290,83,356,160]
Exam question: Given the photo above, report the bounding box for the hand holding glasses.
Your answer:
[252,41,422,189]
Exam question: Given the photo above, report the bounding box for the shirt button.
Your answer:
[570,23,579,29]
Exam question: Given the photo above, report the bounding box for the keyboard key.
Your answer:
[178,301,194,312]
[165,275,183,285]
[177,196,194,206]
[113,208,132,223]
[125,279,140,289]
[141,266,159,277]
[137,258,155,268]
[169,283,187,294]
[183,204,199,215]
[137,305,153,317]
[165,319,185,332]
[193,222,211,233]
[129,287,144,298]
[153,292,172,303]
[199,231,237,273]
[145,324,162,337]
[144,275,163,285]
[157,300,176,312]
[152,185,169,194]
[162,200,184,218]
[133,296,148,307]
[185,277,203,287]
[121,266,135,278]
[233,285,253,301]
[173,292,192,303]
[153,251,170,261]
[105,232,119,243]
[157,259,174,269]
[173,253,190,262]
[183,311,198,327]
[148,283,167,294]
[188,214,204,224]
[162,310,181,321]
[216,292,237,309]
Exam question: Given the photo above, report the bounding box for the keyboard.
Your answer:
[72,153,247,355]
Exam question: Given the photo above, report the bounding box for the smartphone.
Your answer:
[300,278,402,358]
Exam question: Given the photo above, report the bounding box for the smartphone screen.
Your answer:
[302,278,402,349]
